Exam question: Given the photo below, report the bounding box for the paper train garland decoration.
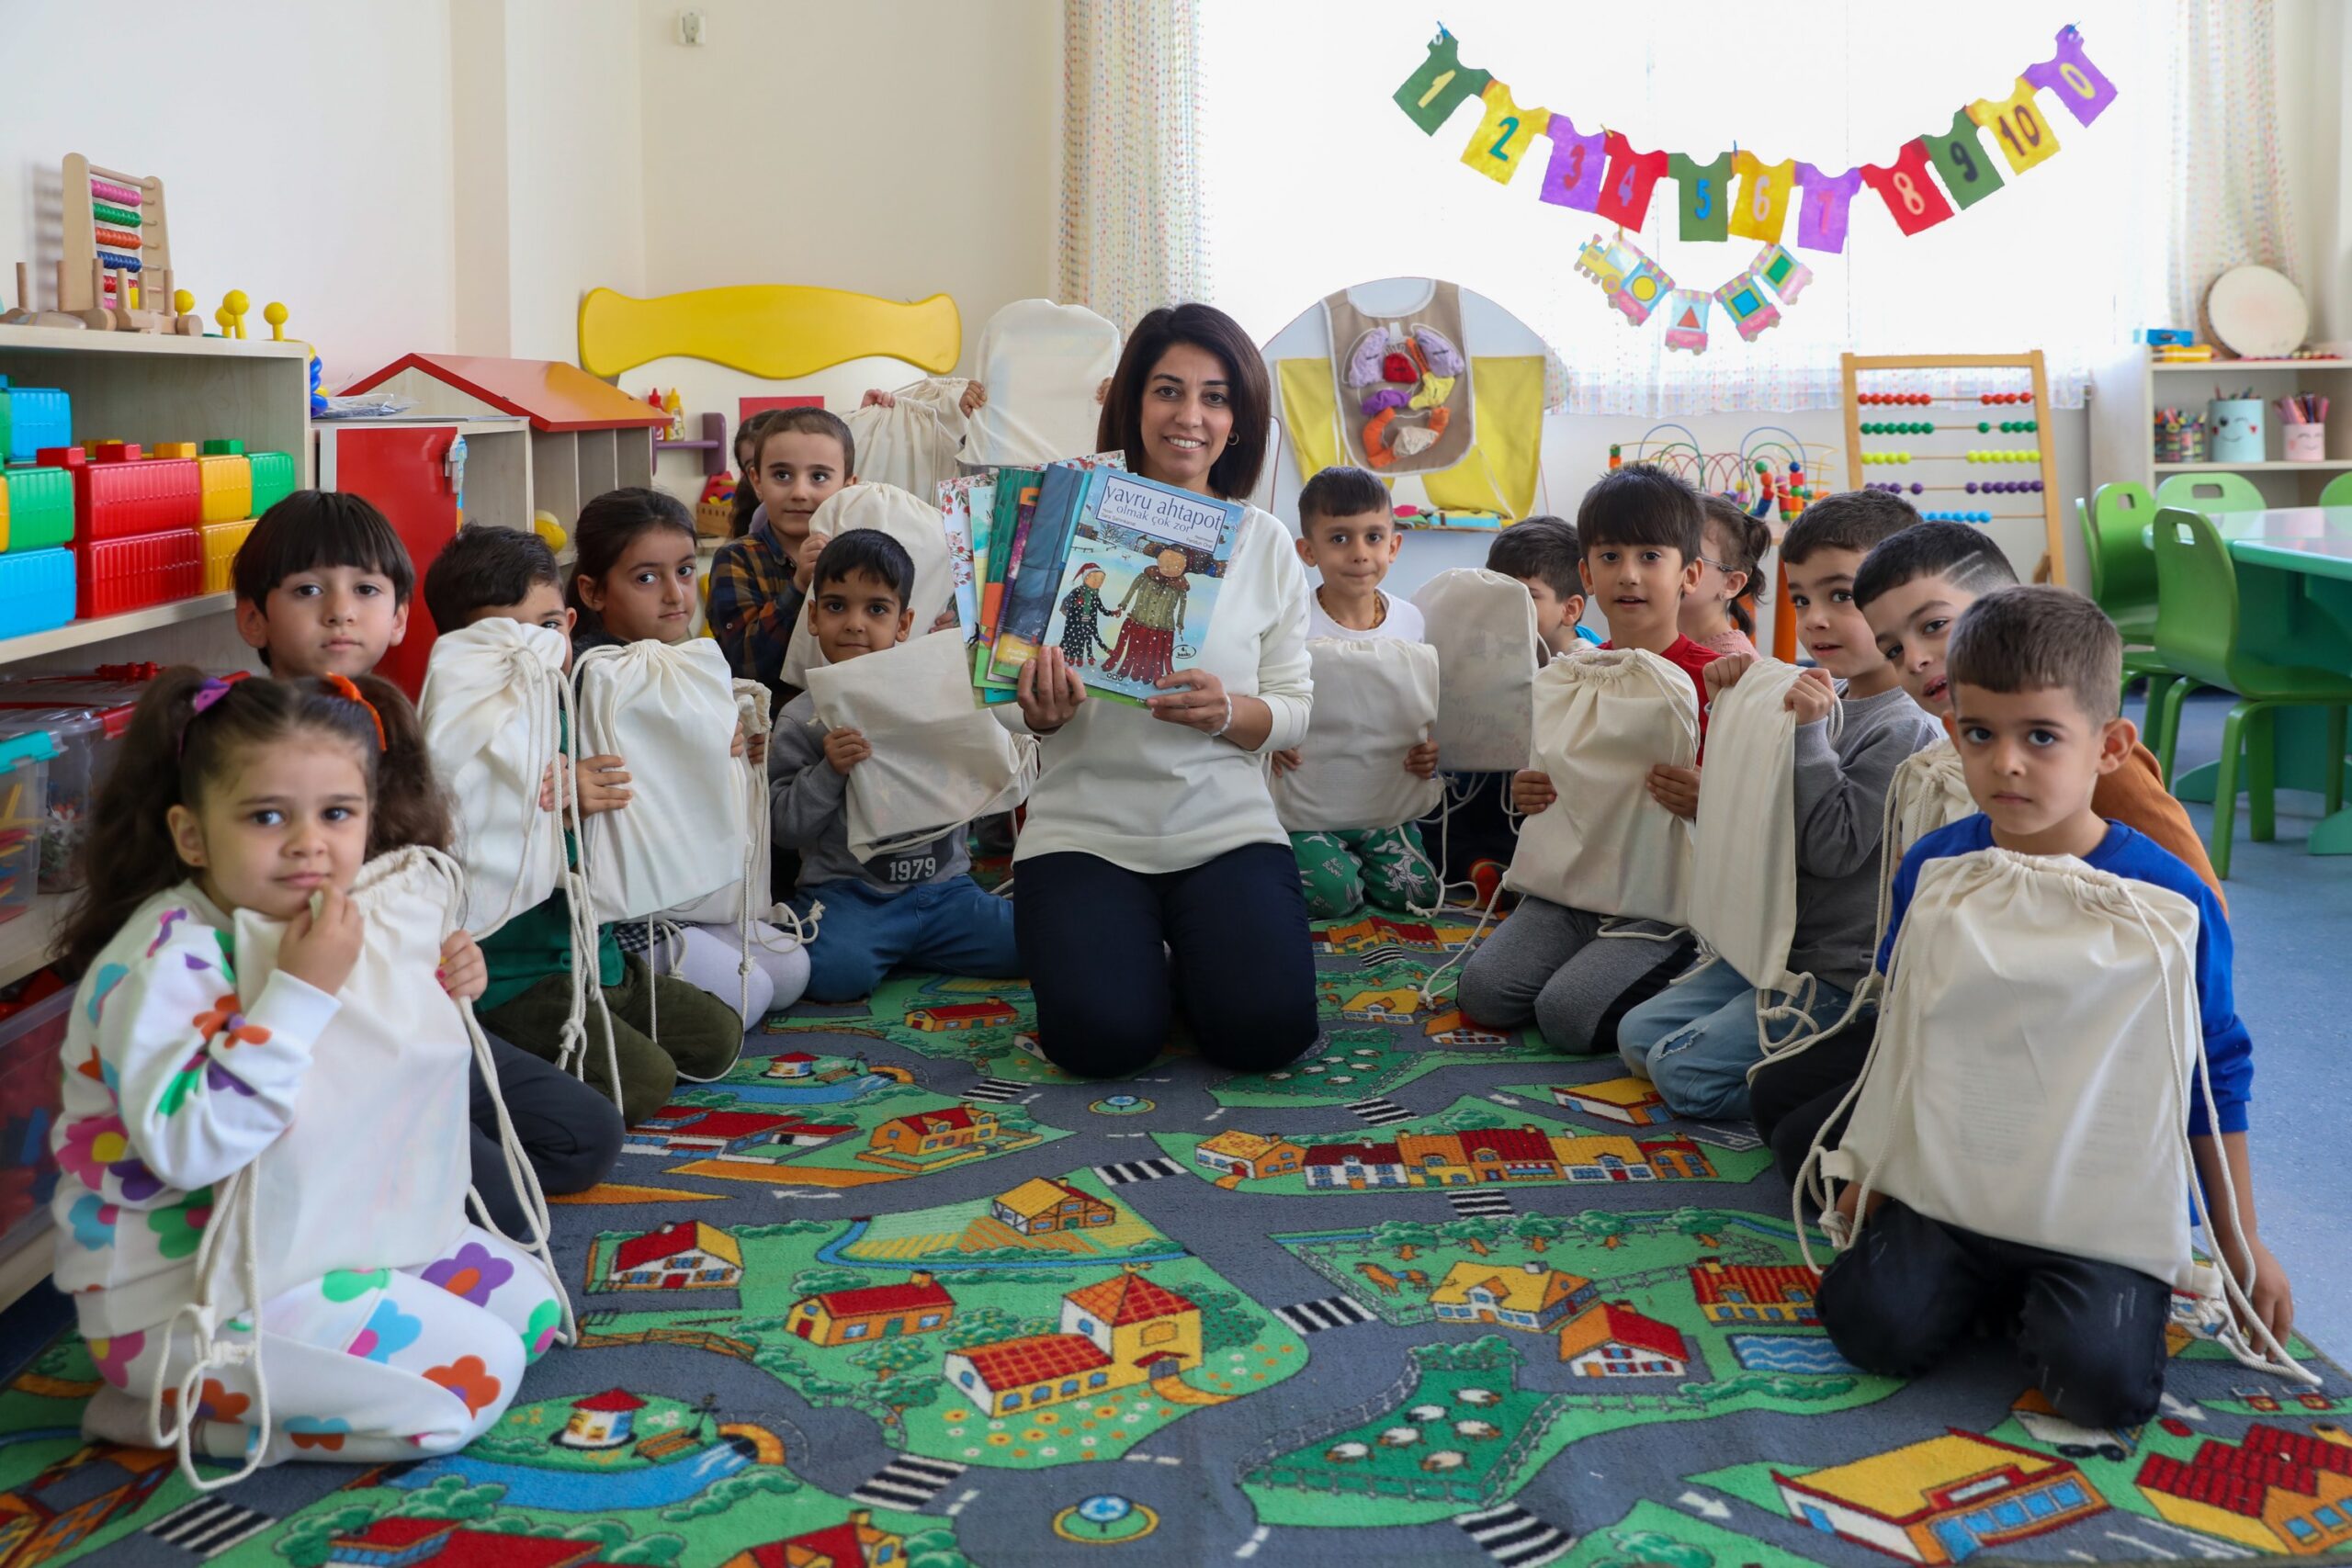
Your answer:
[1397,23,2116,354]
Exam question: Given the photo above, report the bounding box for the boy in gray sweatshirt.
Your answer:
[1616,492,1941,1118]
[769,532,1032,1001]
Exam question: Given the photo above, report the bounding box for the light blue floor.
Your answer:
[2149,691,2352,1354]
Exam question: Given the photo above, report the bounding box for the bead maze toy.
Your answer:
[1840,352,2064,582]
[1608,424,1838,522]
[56,156,203,335]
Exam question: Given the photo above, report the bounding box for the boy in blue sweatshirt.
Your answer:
[1817,585,2290,1428]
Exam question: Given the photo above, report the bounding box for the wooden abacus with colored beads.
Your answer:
[1839,351,2065,584]
[56,153,202,334]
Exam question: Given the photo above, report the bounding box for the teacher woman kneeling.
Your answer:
[1013,302,1318,1080]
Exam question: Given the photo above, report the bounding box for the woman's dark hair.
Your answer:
[1096,303,1270,501]
[568,488,697,634]
[1699,495,1773,637]
[735,409,858,538]
[53,670,449,979]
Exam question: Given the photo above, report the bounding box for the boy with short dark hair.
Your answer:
[710,409,859,702]
[769,531,1029,1000]
[1749,520,2224,1179]
[1279,466,1440,917]
[1485,514,1595,658]
[232,491,414,677]
[1456,466,1718,1055]
[1816,584,2290,1426]
[243,517,623,1229]
[424,525,747,1131]
[1617,491,1940,1119]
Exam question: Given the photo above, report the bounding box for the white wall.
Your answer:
[0,0,459,385]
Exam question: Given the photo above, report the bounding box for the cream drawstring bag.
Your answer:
[805,629,1035,862]
[845,389,967,502]
[962,299,1123,468]
[151,849,574,1491]
[1274,637,1442,835]
[1412,568,1540,773]
[781,484,958,688]
[1688,658,1809,993]
[572,639,745,925]
[418,619,571,940]
[1874,737,1973,943]
[1503,647,1698,924]
[1800,847,2311,1383]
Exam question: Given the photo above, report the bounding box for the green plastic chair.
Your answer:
[2079,482,2187,752]
[2154,471,2268,513]
[2321,472,2352,507]
[2149,507,2352,877]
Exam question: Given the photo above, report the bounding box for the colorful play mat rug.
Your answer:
[3,909,2344,1568]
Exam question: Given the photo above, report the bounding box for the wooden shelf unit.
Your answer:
[2090,347,2352,507]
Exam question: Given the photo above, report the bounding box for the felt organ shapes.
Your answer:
[1344,323,1465,466]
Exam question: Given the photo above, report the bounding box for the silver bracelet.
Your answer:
[1208,694,1234,738]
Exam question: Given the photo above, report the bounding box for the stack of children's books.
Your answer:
[939,457,1250,705]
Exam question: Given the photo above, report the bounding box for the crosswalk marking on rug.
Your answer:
[1094,1156,1182,1185]
[1275,1295,1374,1335]
[852,1453,967,1509]
[1345,1097,1413,1126]
[962,1077,1023,1103]
[1449,1190,1515,1217]
[1356,943,1413,966]
[147,1498,274,1558]
[1454,1502,1574,1567]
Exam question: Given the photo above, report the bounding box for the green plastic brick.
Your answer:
[248,451,297,515]
[200,438,244,457]
[1,468,73,553]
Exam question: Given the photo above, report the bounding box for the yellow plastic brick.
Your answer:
[198,456,253,525]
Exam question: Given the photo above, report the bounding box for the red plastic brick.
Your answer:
[37,446,200,542]
[74,528,201,619]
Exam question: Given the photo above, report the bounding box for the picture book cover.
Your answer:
[989,461,1091,682]
[1039,469,1247,705]
[937,473,993,640]
[974,468,1043,699]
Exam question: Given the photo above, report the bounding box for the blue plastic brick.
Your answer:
[0,549,75,640]
[0,388,69,466]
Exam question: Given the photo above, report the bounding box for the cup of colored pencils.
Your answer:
[2278,392,2329,462]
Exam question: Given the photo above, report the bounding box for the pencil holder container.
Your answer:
[2178,423,2208,462]
[2210,399,2266,463]
[2285,424,2326,462]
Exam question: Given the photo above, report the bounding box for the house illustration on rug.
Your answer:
[906,998,1018,1032]
[1294,1126,1710,1190]
[991,1178,1115,1235]
[786,1272,956,1346]
[555,1390,645,1450]
[624,1107,847,1156]
[323,1517,628,1566]
[862,1105,1035,1171]
[1775,1431,2105,1564]
[1688,1260,1818,1325]
[721,1509,904,1568]
[764,1052,820,1078]
[1430,1261,1596,1333]
[1551,1077,1671,1126]
[944,1269,1202,1416]
[0,1444,175,1568]
[1422,1008,1510,1046]
[2135,1424,2352,1554]
[1194,1130,1306,1179]
[604,1222,742,1291]
[1556,1300,1691,1376]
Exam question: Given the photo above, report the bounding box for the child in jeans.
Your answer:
[1816,585,2290,1427]
[1747,521,2225,1179]
[236,498,622,1233]
[1277,466,1440,917]
[1617,491,1941,1120]
[1457,466,1717,1055]
[770,532,1030,1000]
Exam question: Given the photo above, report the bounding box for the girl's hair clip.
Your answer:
[320,673,388,750]
[177,676,241,759]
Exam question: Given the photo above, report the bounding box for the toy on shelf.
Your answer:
[216,290,250,340]
[56,157,202,334]
[1841,351,2065,584]
[262,302,288,341]
[1611,423,1837,523]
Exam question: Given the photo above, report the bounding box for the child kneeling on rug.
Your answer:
[770,532,1030,1000]
[1811,587,2295,1427]
[1275,466,1442,917]
[51,671,564,1483]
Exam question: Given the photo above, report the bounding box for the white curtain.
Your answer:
[1198,1,2226,413]
[2171,0,2301,336]
[1059,0,1210,332]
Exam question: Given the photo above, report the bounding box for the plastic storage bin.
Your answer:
[0,707,118,892]
[40,446,201,542]
[198,453,253,524]
[0,730,51,931]
[0,977,76,1276]
[0,381,70,465]
[249,450,298,515]
[0,550,74,641]
[200,517,255,593]
[0,467,74,554]
[74,528,200,618]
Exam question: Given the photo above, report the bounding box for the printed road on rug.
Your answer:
[0,909,2342,1568]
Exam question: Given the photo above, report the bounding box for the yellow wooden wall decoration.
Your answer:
[578,285,962,380]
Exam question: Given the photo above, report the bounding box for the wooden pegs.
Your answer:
[28,261,85,329]
[0,262,29,325]
[78,259,117,330]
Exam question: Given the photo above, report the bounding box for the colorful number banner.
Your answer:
[1396,24,2116,353]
